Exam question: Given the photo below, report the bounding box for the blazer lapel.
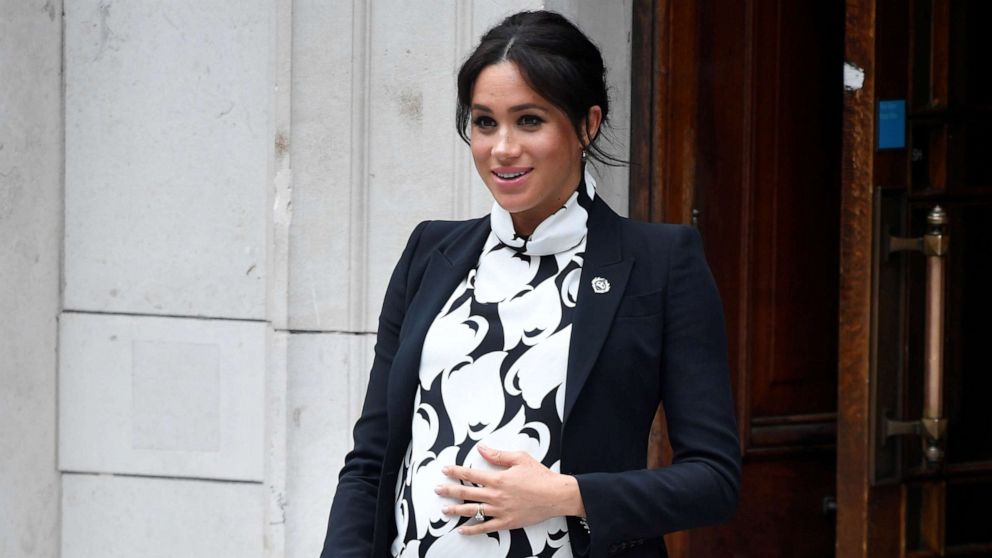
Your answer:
[563,197,633,426]
[385,218,491,451]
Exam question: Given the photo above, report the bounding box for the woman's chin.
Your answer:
[488,192,532,215]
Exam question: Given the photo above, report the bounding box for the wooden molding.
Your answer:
[835,0,878,555]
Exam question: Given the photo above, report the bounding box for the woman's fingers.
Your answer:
[442,464,497,486]
[434,481,489,502]
[442,501,498,519]
[441,500,512,536]
[436,449,568,535]
[478,445,530,467]
[457,517,508,535]
[442,447,533,487]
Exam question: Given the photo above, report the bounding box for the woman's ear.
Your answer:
[581,105,604,148]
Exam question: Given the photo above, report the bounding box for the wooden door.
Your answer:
[836,0,992,556]
[630,1,844,556]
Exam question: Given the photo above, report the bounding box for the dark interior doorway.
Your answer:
[630,2,845,556]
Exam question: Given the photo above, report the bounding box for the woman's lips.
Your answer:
[491,167,533,188]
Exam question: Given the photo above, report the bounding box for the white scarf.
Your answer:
[488,169,597,256]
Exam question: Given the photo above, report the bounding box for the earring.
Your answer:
[581,150,588,162]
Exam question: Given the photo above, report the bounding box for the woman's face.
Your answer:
[469,62,600,235]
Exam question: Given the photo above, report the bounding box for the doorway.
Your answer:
[631,1,844,556]
[633,1,992,556]
[836,0,992,556]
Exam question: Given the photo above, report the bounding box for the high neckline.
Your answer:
[489,169,597,256]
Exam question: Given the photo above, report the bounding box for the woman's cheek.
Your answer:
[471,141,494,170]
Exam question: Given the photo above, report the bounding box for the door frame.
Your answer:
[835,0,904,555]
[630,0,847,555]
[630,0,884,555]
[628,0,698,226]
[629,4,702,554]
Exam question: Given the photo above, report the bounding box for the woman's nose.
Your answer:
[493,130,521,160]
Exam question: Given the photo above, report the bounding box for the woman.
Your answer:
[321,10,740,558]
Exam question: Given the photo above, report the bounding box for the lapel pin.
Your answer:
[591,277,611,294]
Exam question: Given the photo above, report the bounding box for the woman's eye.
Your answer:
[519,115,543,127]
[472,116,497,129]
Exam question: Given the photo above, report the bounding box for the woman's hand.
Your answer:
[435,444,586,535]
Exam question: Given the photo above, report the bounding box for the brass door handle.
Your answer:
[921,206,948,464]
[883,206,949,466]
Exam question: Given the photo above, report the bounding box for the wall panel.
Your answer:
[64,0,274,319]
[285,332,374,557]
[0,0,63,555]
[58,312,266,481]
[62,474,264,558]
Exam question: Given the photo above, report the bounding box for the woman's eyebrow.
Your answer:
[470,103,549,113]
[508,103,548,113]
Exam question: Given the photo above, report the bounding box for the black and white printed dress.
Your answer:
[390,174,598,558]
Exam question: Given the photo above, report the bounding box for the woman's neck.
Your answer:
[488,168,594,257]
[509,169,584,237]
[510,213,544,238]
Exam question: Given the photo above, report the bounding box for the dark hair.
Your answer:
[456,10,624,167]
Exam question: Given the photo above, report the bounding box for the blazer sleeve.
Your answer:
[320,220,430,558]
[573,225,742,555]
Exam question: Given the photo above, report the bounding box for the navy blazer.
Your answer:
[321,195,741,558]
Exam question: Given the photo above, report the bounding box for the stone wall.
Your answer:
[1,1,630,555]
[0,1,63,556]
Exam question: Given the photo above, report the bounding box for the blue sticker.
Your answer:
[878,99,906,150]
